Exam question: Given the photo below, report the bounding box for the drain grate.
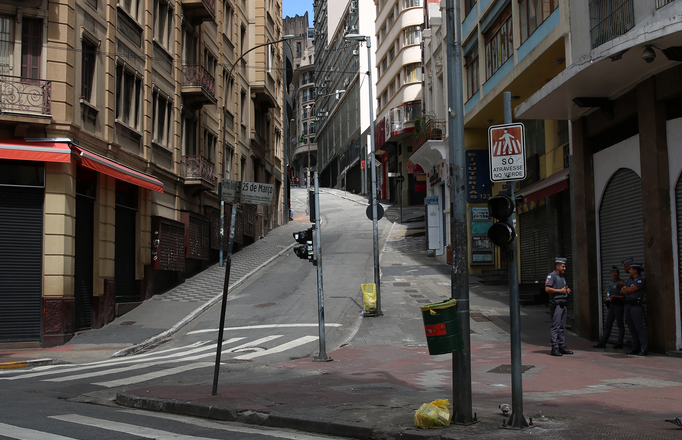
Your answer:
[393,282,411,286]
[416,299,431,303]
[119,321,136,326]
[409,294,425,298]
[405,289,419,293]
[470,312,490,322]
[487,364,535,374]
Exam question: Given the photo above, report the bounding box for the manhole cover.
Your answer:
[119,321,136,326]
[409,294,425,298]
[487,364,535,374]
[232,347,266,354]
[405,289,419,293]
[470,312,490,322]
[416,299,431,303]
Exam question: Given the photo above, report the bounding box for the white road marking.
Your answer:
[235,335,318,360]
[119,409,346,440]
[0,422,76,440]
[187,323,341,335]
[93,362,215,388]
[49,414,220,439]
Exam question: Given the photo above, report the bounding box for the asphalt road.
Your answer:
[0,188,377,439]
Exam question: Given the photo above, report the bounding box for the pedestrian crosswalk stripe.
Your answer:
[235,335,318,360]
[1,339,239,382]
[49,414,220,440]
[0,422,77,440]
[187,323,342,334]
[93,362,215,388]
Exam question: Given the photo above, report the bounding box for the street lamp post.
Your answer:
[345,33,381,316]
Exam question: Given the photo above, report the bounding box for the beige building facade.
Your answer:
[0,0,285,347]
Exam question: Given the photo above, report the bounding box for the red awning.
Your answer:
[517,168,570,204]
[0,139,72,163]
[72,147,164,193]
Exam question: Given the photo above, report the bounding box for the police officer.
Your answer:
[621,262,647,356]
[593,266,625,349]
[546,257,573,356]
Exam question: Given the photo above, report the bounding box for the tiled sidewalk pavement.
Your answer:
[154,222,304,303]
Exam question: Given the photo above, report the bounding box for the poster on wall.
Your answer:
[466,150,493,203]
[470,206,493,265]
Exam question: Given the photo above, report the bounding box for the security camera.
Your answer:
[642,46,656,63]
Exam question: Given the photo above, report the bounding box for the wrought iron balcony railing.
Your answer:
[181,155,215,183]
[0,75,52,115]
[412,120,446,151]
[181,64,215,98]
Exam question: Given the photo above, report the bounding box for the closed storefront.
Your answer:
[115,183,138,303]
[598,168,644,344]
[519,204,548,283]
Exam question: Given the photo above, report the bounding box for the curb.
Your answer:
[0,358,54,370]
[111,242,294,358]
[115,392,412,440]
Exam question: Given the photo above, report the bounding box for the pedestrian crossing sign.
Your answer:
[488,123,526,182]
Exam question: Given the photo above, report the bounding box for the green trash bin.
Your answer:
[420,299,464,355]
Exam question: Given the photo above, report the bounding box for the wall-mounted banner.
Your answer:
[488,123,526,182]
[220,179,275,206]
[466,149,492,203]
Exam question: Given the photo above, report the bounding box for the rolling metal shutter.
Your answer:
[676,177,682,341]
[115,205,138,303]
[0,187,43,342]
[74,195,94,331]
[519,205,548,283]
[598,168,644,344]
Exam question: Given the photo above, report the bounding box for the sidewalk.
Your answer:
[4,188,682,439]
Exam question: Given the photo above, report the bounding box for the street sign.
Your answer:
[366,203,384,221]
[220,179,275,206]
[396,175,405,184]
[488,123,526,182]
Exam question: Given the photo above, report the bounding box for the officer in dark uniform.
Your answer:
[621,262,647,356]
[545,257,573,356]
[593,266,625,349]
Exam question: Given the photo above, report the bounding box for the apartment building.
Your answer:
[313,0,376,192]
[517,0,682,352]
[372,0,425,205]
[0,0,285,347]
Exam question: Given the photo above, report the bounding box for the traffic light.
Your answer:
[487,191,516,249]
[293,227,315,264]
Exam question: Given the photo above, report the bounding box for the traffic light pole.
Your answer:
[445,0,474,425]
[313,170,331,362]
[503,91,528,429]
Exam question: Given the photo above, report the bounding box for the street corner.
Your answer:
[0,358,55,370]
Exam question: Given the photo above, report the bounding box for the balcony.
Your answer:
[412,120,446,152]
[250,130,267,160]
[589,0,634,49]
[181,155,215,193]
[0,75,52,117]
[181,65,217,109]
[181,0,216,26]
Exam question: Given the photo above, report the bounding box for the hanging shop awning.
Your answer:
[0,138,72,163]
[516,167,569,204]
[72,146,164,193]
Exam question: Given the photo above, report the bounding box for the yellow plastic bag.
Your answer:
[414,399,451,429]
[361,283,376,312]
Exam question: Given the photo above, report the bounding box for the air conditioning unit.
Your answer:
[349,1,358,13]
[343,78,350,87]
[353,49,359,55]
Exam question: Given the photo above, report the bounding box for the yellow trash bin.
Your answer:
[361,283,376,312]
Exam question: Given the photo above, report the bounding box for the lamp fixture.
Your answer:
[553,58,565,65]
[485,119,493,124]
[642,45,656,64]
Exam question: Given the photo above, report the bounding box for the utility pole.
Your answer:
[445,0,474,424]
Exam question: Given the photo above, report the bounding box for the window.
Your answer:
[116,64,142,130]
[225,147,233,178]
[0,16,13,76]
[381,57,387,76]
[303,121,308,136]
[464,51,479,100]
[152,90,172,148]
[388,11,395,27]
[309,72,315,82]
[519,0,558,43]
[21,18,42,81]
[484,8,513,79]
[204,130,216,162]
[154,0,173,51]
[184,117,197,155]
[389,45,395,63]
[81,39,97,101]
[240,90,246,124]
[380,24,387,40]
[204,49,217,78]
[303,89,308,101]
[404,63,421,83]
[404,0,421,8]
[465,0,477,16]
[404,26,421,46]
[224,3,234,39]
[121,0,142,22]
[296,42,301,58]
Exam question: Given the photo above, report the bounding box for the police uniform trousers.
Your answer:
[624,303,647,351]
[598,302,625,346]
[550,302,567,348]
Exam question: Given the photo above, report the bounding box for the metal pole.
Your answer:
[219,200,224,267]
[212,184,240,395]
[445,0,473,424]
[313,170,330,361]
[365,36,382,316]
[504,92,528,428]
